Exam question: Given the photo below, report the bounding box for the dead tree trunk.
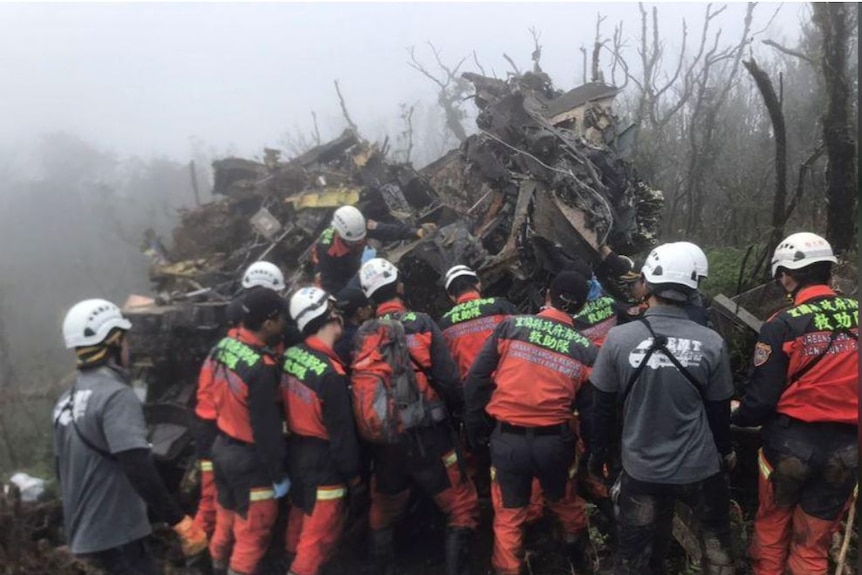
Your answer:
[812,3,857,256]
[743,59,787,257]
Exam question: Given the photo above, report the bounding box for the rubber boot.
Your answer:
[211,560,227,575]
[564,532,595,574]
[445,527,473,575]
[371,528,395,575]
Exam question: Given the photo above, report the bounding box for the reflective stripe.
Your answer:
[443,450,458,467]
[757,449,772,480]
[317,486,347,501]
[568,463,577,479]
[200,460,213,472]
[490,466,496,481]
[249,487,275,502]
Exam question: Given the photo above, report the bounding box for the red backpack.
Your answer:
[350,317,443,443]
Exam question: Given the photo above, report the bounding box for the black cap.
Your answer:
[605,252,639,281]
[335,286,369,316]
[241,286,286,326]
[549,271,589,308]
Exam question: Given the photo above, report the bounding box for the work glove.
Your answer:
[415,222,438,239]
[273,477,291,499]
[172,515,208,557]
[348,480,371,518]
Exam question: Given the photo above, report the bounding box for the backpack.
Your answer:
[350,317,444,443]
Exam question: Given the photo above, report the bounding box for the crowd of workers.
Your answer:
[52,203,858,575]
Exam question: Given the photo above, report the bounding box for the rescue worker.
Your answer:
[589,242,735,575]
[312,205,436,294]
[438,264,519,381]
[572,262,636,347]
[194,260,291,536]
[438,264,518,494]
[281,287,366,575]
[332,285,374,365]
[732,232,858,575]
[208,288,290,575]
[464,271,597,575]
[673,241,711,327]
[53,299,207,574]
[225,260,288,327]
[358,257,480,575]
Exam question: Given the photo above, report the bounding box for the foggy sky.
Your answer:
[0,2,806,164]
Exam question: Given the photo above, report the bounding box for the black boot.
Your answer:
[371,528,395,575]
[445,527,473,575]
[564,532,595,574]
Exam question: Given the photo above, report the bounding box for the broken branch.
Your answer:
[333,80,359,134]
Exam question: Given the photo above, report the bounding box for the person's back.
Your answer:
[596,310,729,482]
[357,257,478,575]
[54,298,206,575]
[732,232,858,575]
[438,265,518,380]
[53,366,150,554]
[589,243,734,575]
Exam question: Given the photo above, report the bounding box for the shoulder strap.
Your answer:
[620,318,706,405]
[53,385,116,461]
[787,326,858,387]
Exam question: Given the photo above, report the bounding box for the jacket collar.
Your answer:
[376,299,408,316]
[305,336,344,367]
[236,327,267,348]
[794,284,836,305]
[456,291,481,304]
[538,307,574,327]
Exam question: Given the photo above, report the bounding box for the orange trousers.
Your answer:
[490,466,587,575]
[209,496,279,575]
[193,461,217,536]
[369,447,479,531]
[750,449,848,575]
[285,485,347,575]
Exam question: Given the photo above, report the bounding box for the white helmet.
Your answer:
[332,205,367,242]
[444,264,478,290]
[674,241,708,279]
[771,232,837,278]
[359,258,399,299]
[641,243,699,301]
[242,261,285,291]
[289,287,335,332]
[62,299,132,349]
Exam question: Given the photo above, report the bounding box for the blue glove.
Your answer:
[273,477,291,499]
[361,246,377,263]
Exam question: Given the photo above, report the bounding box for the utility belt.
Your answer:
[772,413,857,435]
[497,421,569,437]
[217,431,254,447]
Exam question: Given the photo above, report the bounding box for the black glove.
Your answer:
[348,481,370,518]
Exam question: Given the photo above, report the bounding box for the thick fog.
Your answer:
[0,3,805,389]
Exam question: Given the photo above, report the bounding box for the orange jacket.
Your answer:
[733,285,859,427]
[438,291,518,380]
[465,308,598,430]
[281,336,361,482]
[208,328,286,482]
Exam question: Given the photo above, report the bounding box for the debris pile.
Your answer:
[125,71,664,510]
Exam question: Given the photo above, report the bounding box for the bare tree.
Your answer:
[407,43,470,143]
[743,58,787,259]
[396,101,418,164]
[812,3,857,255]
[592,14,607,83]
